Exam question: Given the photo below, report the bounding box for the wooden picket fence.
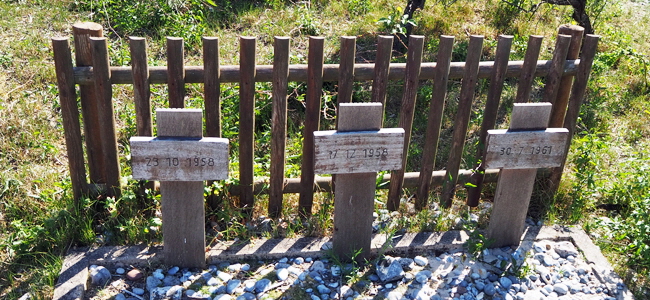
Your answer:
[52,22,598,218]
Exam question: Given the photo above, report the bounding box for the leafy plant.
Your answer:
[376,8,417,35]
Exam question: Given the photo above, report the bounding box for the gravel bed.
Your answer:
[87,238,626,300]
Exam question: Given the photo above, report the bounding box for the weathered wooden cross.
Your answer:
[130,109,229,268]
[484,103,569,247]
[313,103,405,261]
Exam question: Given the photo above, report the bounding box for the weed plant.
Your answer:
[1,0,650,298]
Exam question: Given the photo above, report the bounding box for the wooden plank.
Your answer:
[167,37,185,108]
[129,37,153,137]
[485,128,569,169]
[542,34,571,107]
[269,37,290,218]
[203,37,222,138]
[72,22,105,185]
[337,36,356,105]
[90,37,121,197]
[441,35,484,208]
[386,35,425,211]
[515,35,543,103]
[156,109,207,268]
[548,25,585,127]
[314,128,405,174]
[52,37,87,200]
[299,37,325,217]
[371,35,393,110]
[415,35,454,210]
[130,137,229,181]
[486,103,552,247]
[466,34,513,207]
[73,59,581,85]
[239,36,256,210]
[331,103,383,262]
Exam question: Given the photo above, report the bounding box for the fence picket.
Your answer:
[371,35,393,112]
[542,34,572,106]
[73,22,105,185]
[338,36,356,105]
[415,35,455,210]
[239,37,256,211]
[299,37,325,217]
[441,35,484,208]
[129,37,153,137]
[466,35,513,207]
[90,37,121,197]
[515,36,543,103]
[203,37,222,138]
[549,25,585,128]
[269,37,290,218]
[167,37,185,108]
[52,37,87,200]
[387,35,425,211]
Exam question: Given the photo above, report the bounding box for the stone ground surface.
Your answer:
[53,226,634,300]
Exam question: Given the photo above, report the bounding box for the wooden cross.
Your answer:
[130,109,229,268]
[484,103,569,247]
[313,103,404,261]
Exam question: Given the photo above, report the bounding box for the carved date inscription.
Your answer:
[484,128,569,169]
[130,137,229,181]
[313,128,405,174]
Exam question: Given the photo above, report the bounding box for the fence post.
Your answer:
[269,37,290,218]
[72,22,105,187]
[239,37,256,212]
[52,37,88,200]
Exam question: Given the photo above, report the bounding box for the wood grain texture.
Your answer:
[337,36,356,106]
[371,35,393,111]
[441,35,484,208]
[542,34,571,109]
[332,103,383,262]
[415,35,454,210]
[313,128,404,174]
[157,109,206,268]
[130,137,229,181]
[515,35,543,103]
[299,37,325,217]
[72,59,580,85]
[129,37,153,137]
[484,128,569,169]
[269,37,290,218]
[72,22,105,185]
[466,35,513,207]
[387,35,424,211]
[52,37,87,200]
[486,103,553,247]
[90,37,121,197]
[167,37,185,108]
[549,25,585,128]
[203,37,221,138]
[239,37,256,210]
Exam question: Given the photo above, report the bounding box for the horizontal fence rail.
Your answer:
[52,22,598,218]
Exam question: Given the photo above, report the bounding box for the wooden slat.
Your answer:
[441,35,484,208]
[415,35,455,210]
[466,35,513,207]
[542,34,572,107]
[371,35,393,111]
[52,37,87,200]
[548,35,600,192]
[337,36,356,105]
[387,35,425,211]
[167,37,185,108]
[72,22,105,184]
[269,37,290,218]
[203,37,222,138]
[515,35,543,103]
[129,37,153,137]
[73,59,581,85]
[239,36,256,211]
[157,109,206,269]
[299,37,325,217]
[90,37,121,197]
[548,25,585,127]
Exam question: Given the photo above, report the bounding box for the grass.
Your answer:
[0,0,649,298]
